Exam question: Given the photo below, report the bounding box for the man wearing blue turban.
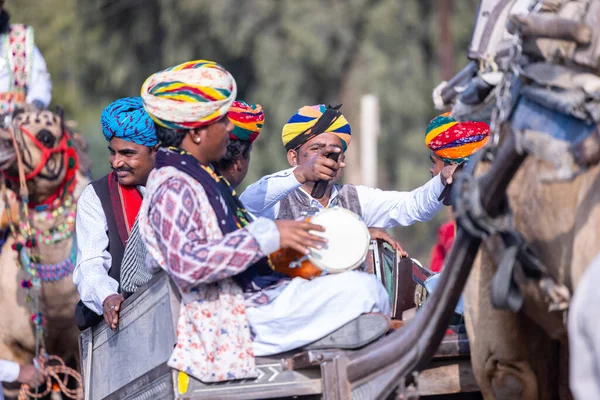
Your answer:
[73,97,157,331]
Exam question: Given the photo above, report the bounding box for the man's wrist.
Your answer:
[293,166,306,184]
[439,172,447,186]
[101,293,120,307]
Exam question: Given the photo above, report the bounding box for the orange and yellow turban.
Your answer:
[228,101,264,143]
[140,60,237,130]
[282,104,351,151]
[425,113,490,163]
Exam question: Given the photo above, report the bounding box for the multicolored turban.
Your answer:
[140,60,237,130]
[228,100,264,143]
[425,113,490,163]
[100,97,157,146]
[282,104,351,151]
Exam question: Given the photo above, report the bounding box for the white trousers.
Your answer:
[247,270,390,356]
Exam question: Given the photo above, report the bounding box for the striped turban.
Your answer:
[425,113,490,163]
[228,100,264,143]
[140,60,237,130]
[100,97,157,147]
[282,104,351,152]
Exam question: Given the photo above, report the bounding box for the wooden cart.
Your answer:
[79,241,479,399]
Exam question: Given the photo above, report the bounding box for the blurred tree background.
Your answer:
[9,0,478,264]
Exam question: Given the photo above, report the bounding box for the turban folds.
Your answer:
[228,100,264,143]
[100,97,157,146]
[140,60,237,130]
[282,104,351,151]
[425,113,490,163]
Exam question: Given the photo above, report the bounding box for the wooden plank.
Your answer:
[418,359,479,395]
[80,273,181,399]
[180,362,322,399]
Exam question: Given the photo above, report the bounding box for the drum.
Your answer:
[269,207,370,280]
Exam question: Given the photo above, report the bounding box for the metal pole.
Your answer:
[360,95,379,187]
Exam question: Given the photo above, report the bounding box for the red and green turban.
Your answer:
[425,113,490,163]
[227,100,264,143]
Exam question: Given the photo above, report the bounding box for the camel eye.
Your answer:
[36,129,56,148]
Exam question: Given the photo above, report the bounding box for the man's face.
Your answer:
[108,138,155,186]
[294,133,345,182]
[223,152,250,189]
[234,153,251,188]
[202,117,233,164]
[429,151,446,177]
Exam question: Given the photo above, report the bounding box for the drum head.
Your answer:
[308,207,370,273]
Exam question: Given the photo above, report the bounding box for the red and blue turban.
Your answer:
[425,113,490,163]
[228,101,264,143]
[100,97,157,146]
[282,104,351,151]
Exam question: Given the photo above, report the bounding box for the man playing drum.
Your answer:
[138,60,390,383]
[213,101,406,255]
[240,104,458,246]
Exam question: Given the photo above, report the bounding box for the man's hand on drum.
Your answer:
[368,228,409,258]
[102,293,125,330]
[275,220,327,255]
[293,145,346,184]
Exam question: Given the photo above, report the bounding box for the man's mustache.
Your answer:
[112,166,133,173]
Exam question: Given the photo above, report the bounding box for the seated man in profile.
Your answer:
[214,100,264,190]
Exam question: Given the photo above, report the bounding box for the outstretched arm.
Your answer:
[358,174,445,228]
[240,167,301,219]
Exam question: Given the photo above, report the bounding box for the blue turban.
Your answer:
[100,97,157,146]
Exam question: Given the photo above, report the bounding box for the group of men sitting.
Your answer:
[72,60,490,382]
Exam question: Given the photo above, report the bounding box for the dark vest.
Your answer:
[74,174,136,330]
[90,175,127,292]
[277,184,362,220]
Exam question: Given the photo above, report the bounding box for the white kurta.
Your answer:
[247,270,390,356]
[0,41,51,107]
[72,184,145,315]
[0,360,21,400]
[240,167,445,227]
[0,359,19,399]
[0,359,19,383]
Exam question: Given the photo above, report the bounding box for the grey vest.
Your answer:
[276,184,362,220]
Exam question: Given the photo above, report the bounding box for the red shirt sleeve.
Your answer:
[428,221,456,273]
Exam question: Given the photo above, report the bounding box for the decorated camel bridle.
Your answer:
[0,111,83,400]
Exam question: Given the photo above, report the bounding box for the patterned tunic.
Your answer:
[139,166,278,382]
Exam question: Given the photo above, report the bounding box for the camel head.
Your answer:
[0,109,78,205]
